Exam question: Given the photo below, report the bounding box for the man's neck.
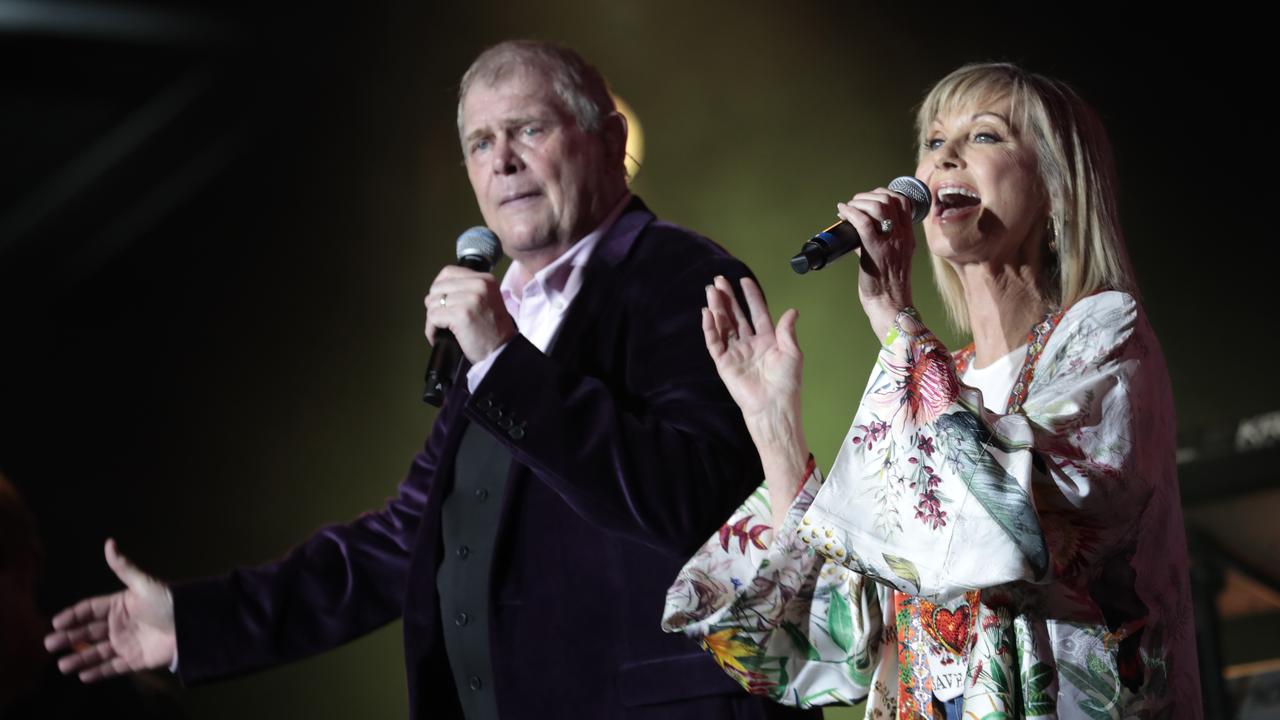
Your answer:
[511,189,630,276]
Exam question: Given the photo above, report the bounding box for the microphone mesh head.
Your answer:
[888,176,931,223]
[456,226,503,264]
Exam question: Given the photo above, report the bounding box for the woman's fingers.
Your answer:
[713,276,752,339]
[701,307,725,357]
[776,308,800,355]
[738,277,775,337]
[705,284,738,346]
[836,201,877,241]
[841,189,912,238]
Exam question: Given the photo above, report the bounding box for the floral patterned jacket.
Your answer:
[663,291,1201,718]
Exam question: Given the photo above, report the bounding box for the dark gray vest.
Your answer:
[437,418,509,720]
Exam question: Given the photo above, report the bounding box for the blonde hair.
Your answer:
[916,63,1137,332]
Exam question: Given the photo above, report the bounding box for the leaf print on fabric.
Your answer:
[826,589,854,653]
[1022,661,1056,715]
[719,515,770,553]
[935,411,1050,580]
[988,658,1011,697]
[702,630,787,699]
[781,621,821,661]
[1058,658,1121,719]
[663,568,732,626]
[702,628,757,677]
[882,553,921,593]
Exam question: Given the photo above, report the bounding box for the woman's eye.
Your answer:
[924,138,945,151]
[973,131,1002,144]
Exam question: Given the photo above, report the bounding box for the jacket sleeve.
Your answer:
[170,397,457,685]
[466,252,765,558]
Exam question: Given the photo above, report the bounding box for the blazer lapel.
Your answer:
[491,195,656,532]
[543,196,655,364]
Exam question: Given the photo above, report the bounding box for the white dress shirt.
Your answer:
[465,193,632,392]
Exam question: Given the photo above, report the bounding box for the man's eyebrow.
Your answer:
[503,114,552,128]
[463,115,552,145]
[462,127,491,145]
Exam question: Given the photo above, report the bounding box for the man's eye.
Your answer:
[471,138,491,154]
[522,125,543,137]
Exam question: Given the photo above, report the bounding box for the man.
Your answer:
[45,41,815,719]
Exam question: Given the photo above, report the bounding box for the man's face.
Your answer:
[460,70,612,268]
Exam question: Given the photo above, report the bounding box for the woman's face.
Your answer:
[915,95,1046,269]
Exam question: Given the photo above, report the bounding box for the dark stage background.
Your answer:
[1,2,1271,718]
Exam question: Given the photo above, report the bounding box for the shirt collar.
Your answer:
[500,192,632,312]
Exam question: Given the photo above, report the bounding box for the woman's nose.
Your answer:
[933,139,964,170]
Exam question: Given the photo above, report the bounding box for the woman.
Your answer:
[663,64,1199,718]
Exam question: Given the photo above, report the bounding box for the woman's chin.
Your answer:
[924,230,981,263]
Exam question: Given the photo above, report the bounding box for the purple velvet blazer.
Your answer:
[171,198,818,720]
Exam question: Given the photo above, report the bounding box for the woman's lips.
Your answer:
[933,184,981,223]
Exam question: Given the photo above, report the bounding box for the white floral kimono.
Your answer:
[664,292,1201,718]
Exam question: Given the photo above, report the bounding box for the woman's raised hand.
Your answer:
[703,276,810,518]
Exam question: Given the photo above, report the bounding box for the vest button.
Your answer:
[455,612,469,627]
[468,676,483,691]
[456,545,470,559]
[474,488,489,501]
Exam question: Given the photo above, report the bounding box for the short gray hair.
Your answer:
[457,40,617,140]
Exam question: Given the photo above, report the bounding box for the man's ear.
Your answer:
[602,111,628,165]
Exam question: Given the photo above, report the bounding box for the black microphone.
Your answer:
[790,176,931,274]
[422,227,504,407]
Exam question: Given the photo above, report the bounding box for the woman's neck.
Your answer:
[958,261,1050,368]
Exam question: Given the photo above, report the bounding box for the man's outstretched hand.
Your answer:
[44,538,177,682]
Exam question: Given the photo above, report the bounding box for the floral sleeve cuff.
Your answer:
[773,455,823,550]
[662,458,825,634]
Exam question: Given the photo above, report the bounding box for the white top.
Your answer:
[962,344,1025,413]
[465,193,632,391]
